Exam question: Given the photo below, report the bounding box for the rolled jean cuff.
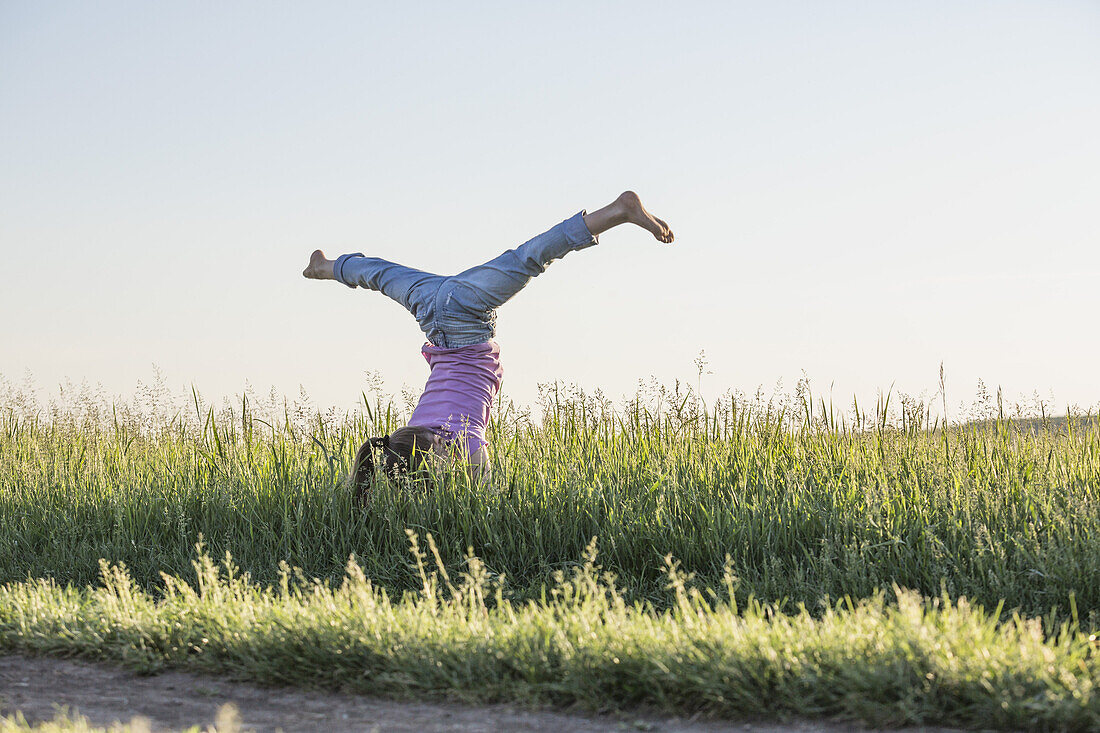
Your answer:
[333,253,365,288]
[564,210,598,250]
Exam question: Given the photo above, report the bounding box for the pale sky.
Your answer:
[2,1,1098,416]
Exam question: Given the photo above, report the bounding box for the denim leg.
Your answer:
[447,211,597,315]
[334,253,445,334]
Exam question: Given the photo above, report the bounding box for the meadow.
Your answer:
[2,375,1099,729]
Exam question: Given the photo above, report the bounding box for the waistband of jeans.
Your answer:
[428,329,493,348]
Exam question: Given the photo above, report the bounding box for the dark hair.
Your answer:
[349,425,438,504]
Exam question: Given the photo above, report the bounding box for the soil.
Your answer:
[1,653,966,733]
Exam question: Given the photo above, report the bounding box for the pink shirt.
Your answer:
[407,340,504,456]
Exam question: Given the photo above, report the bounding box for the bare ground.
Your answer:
[0,654,967,733]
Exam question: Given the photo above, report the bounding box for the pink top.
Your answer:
[407,340,504,456]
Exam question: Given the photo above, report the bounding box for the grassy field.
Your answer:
[2,380,1098,618]
[4,542,1100,730]
[2,379,1099,729]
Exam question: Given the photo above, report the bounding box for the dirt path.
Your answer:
[1,654,962,733]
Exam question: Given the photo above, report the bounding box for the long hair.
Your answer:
[348,425,438,504]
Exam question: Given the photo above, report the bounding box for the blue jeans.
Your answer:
[334,211,598,347]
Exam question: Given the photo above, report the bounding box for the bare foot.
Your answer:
[617,191,674,244]
[303,249,336,280]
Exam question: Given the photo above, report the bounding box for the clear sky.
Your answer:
[2,1,1098,416]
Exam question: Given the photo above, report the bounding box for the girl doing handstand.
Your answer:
[303,191,673,495]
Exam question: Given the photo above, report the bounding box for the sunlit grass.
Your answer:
[2,542,1099,731]
[2,376,1099,728]
[1,376,1098,619]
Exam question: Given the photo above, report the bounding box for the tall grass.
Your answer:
[2,542,1099,731]
[1,377,1099,619]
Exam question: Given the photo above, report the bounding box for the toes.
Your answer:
[651,217,673,243]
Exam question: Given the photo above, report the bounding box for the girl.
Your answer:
[303,191,673,497]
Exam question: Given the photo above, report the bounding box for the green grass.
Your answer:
[3,380,1100,728]
[2,543,1099,731]
[2,382,1098,618]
